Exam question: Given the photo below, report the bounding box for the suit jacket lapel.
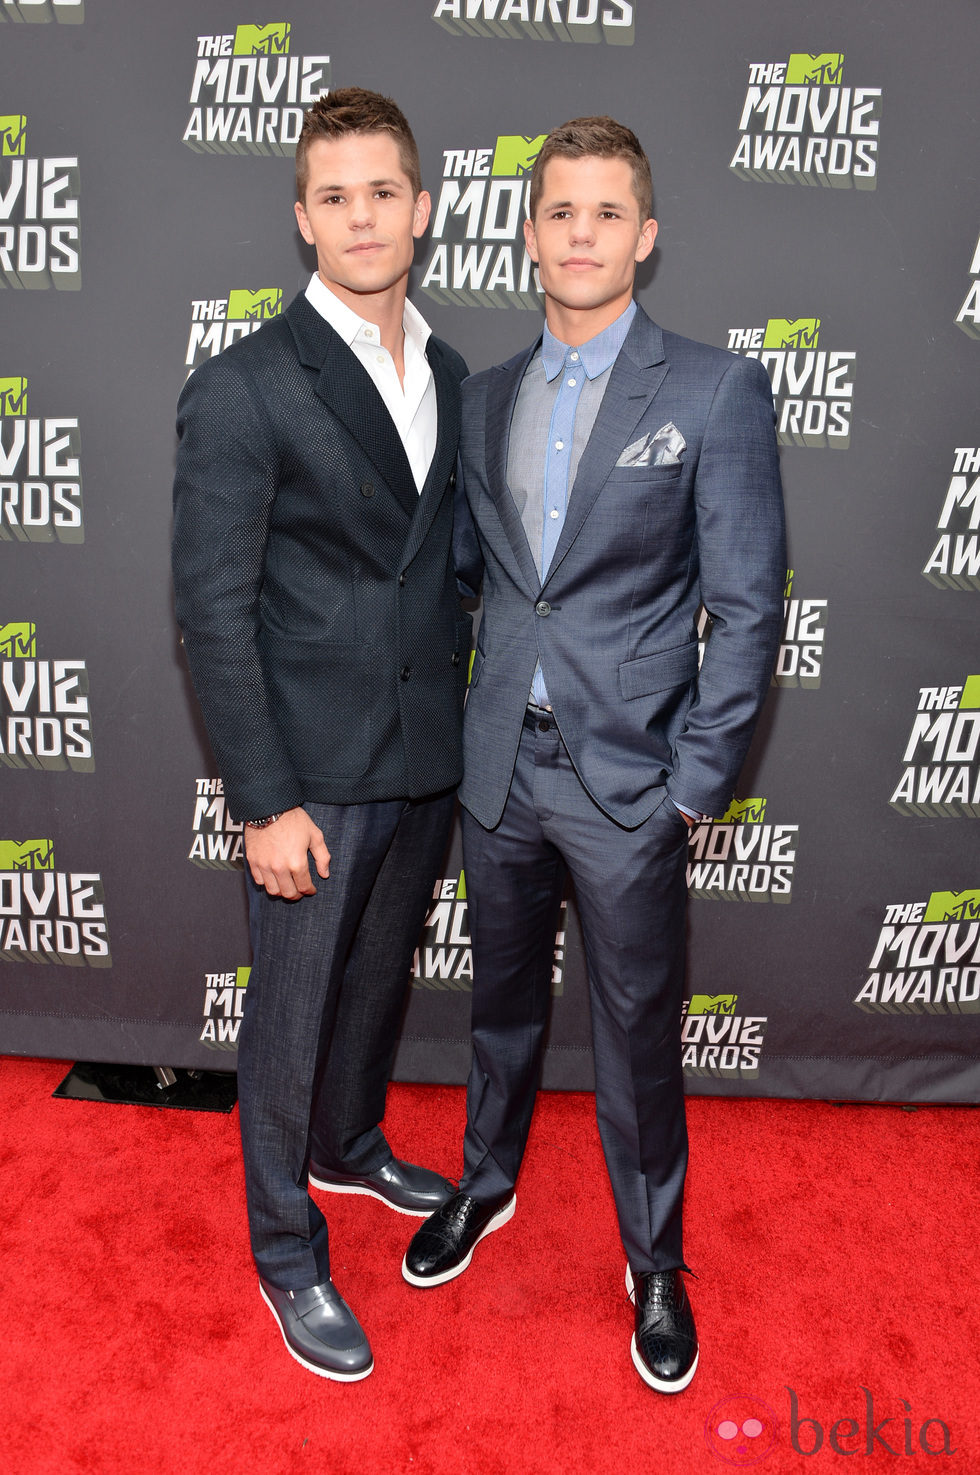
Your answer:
[399,337,460,569]
[543,310,668,587]
[485,342,543,595]
[286,294,418,521]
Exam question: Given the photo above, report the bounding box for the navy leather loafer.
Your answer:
[259,1278,373,1381]
[402,1191,516,1286]
[626,1264,699,1393]
[308,1157,457,1216]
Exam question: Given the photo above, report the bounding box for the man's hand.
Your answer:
[244,807,331,899]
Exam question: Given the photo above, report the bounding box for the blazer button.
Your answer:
[451,652,460,666]
[535,600,551,617]
[449,471,457,488]
[398,573,406,587]
[360,481,375,498]
[400,665,411,681]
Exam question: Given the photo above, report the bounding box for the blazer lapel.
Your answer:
[399,337,460,568]
[484,342,543,595]
[543,311,668,587]
[286,294,418,520]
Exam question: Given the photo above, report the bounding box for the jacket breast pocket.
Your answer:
[605,462,684,488]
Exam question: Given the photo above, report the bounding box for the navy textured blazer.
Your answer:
[454,305,786,830]
[173,292,471,821]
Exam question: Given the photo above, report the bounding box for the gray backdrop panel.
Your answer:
[0,1,976,1102]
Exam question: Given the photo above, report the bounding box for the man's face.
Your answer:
[294,133,430,306]
[524,154,656,320]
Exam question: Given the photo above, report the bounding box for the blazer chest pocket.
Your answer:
[619,639,699,701]
[605,462,683,487]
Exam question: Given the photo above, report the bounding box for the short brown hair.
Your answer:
[528,115,653,223]
[295,87,422,202]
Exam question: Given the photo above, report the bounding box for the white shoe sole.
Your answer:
[308,1173,438,1217]
[625,1263,699,1394]
[401,1194,517,1287]
[259,1283,374,1381]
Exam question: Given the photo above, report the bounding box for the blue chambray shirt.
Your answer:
[506,301,636,709]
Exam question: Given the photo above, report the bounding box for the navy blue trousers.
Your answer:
[460,717,691,1274]
[238,792,453,1289]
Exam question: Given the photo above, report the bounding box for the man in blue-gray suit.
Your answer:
[173,90,469,1381]
[403,116,785,1394]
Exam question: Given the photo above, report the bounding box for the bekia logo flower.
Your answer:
[705,1395,779,1465]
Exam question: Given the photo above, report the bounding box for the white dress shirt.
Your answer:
[305,272,437,492]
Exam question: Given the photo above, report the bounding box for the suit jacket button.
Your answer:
[449,471,457,488]
[535,600,551,617]
[451,652,460,666]
[360,481,375,497]
[400,665,411,681]
[398,573,406,586]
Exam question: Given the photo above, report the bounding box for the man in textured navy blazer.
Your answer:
[173,90,469,1380]
[404,117,785,1394]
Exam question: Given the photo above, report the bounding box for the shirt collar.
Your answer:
[304,272,432,355]
[540,299,636,382]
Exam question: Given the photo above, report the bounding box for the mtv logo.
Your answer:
[492,135,547,177]
[924,891,980,923]
[763,318,821,351]
[785,53,844,86]
[717,798,767,824]
[227,288,283,321]
[0,838,54,871]
[784,568,794,597]
[0,377,28,416]
[233,23,291,56]
[959,676,980,709]
[0,115,27,157]
[236,966,251,988]
[688,994,738,1016]
[0,622,36,658]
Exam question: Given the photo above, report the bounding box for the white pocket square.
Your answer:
[616,422,686,468]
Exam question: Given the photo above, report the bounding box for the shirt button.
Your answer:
[400,665,411,681]
[567,377,577,387]
[570,351,580,361]
[554,440,564,451]
[360,482,375,497]
[549,509,559,519]
[364,328,374,338]
[376,354,385,364]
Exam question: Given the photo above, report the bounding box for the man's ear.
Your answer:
[413,190,432,240]
[294,198,314,246]
[635,217,658,263]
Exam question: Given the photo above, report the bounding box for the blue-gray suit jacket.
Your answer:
[455,305,786,830]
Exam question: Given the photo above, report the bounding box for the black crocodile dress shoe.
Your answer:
[402,1191,516,1286]
[259,1277,373,1381]
[627,1265,699,1393]
[308,1157,457,1216]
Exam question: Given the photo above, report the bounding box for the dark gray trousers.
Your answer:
[239,792,453,1289]
[460,717,690,1274]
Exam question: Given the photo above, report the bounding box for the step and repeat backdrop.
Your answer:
[1,1,977,1102]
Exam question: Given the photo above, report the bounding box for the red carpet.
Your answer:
[1,1055,977,1474]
